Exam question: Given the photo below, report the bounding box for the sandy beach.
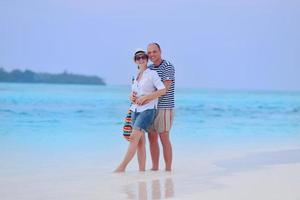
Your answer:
[1,146,300,200]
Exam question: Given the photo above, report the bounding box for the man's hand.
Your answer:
[136,95,150,105]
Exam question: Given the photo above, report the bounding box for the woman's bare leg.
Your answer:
[137,133,146,171]
[114,129,143,172]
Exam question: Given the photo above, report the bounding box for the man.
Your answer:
[144,43,175,171]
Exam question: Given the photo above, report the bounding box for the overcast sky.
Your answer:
[1,0,299,90]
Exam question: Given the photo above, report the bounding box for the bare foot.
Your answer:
[150,168,159,171]
[113,167,125,173]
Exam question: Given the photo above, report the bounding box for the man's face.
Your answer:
[147,44,161,63]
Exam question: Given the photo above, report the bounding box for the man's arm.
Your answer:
[163,80,172,92]
[136,80,172,105]
[136,88,166,105]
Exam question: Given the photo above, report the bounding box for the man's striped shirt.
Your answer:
[149,60,175,109]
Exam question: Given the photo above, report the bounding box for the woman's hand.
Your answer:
[130,92,137,104]
[126,135,133,142]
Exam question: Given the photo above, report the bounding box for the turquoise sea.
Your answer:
[1,83,300,166]
[1,83,300,138]
[1,82,299,154]
[1,82,300,145]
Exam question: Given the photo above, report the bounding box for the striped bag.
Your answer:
[123,109,132,140]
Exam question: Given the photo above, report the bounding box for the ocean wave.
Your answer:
[0,109,16,113]
[75,110,85,113]
[292,108,300,113]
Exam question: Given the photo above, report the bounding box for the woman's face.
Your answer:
[134,54,148,67]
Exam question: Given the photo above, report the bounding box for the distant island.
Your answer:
[0,68,105,85]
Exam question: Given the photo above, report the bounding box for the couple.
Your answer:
[114,43,175,172]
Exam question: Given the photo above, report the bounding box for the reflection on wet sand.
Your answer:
[124,177,174,200]
[151,179,161,199]
[164,178,174,198]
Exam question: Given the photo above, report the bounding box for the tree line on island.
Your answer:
[0,67,105,85]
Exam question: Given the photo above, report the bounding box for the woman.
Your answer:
[114,49,166,172]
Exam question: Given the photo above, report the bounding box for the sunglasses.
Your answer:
[135,55,148,61]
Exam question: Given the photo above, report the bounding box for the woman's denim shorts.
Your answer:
[131,109,156,132]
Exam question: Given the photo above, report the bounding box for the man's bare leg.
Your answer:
[159,131,172,171]
[148,130,160,170]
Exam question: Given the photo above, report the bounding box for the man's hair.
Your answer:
[148,42,161,51]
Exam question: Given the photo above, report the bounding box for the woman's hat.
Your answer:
[133,48,146,56]
[133,48,148,61]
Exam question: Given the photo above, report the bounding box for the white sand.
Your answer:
[1,148,300,200]
[171,164,300,200]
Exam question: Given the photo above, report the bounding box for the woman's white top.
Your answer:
[130,68,165,112]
